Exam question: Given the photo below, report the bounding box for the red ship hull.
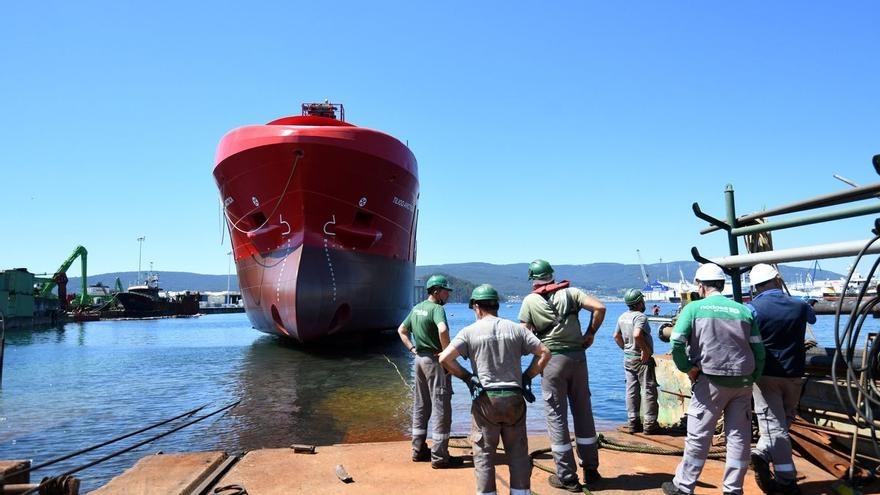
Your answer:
[214,115,418,341]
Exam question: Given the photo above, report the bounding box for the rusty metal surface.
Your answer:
[789,421,871,480]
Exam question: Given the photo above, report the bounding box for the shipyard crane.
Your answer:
[636,249,650,286]
[38,245,91,308]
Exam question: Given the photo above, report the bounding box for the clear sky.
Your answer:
[2,1,878,277]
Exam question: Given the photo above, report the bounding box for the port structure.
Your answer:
[38,245,91,309]
[690,154,880,302]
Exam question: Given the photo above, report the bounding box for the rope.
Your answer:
[449,432,726,493]
[222,150,303,235]
[213,485,248,495]
[382,354,412,390]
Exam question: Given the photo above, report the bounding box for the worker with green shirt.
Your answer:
[397,274,462,469]
[613,288,659,435]
[661,263,766,495]
[518,259,606,492]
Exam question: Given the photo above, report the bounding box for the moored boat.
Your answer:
[214,102,418,341]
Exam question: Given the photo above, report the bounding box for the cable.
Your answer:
[832,229,880,464]
[222,150,303,235]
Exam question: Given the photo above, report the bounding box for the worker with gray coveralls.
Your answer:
[662,263,766,495]
[613,288,659,434]
[747,263,816,495]
[397,274,462,469]
[440,284,551,495]
[518,259,606,492]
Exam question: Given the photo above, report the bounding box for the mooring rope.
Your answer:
[222,150,303,236]
[382,354,412,390]
[448,431,726,494]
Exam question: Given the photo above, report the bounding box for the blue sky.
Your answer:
[2,1,878,277]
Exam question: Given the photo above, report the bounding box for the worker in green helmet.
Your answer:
[518,259,607,492]
[613,288,660,434]
[397,274,462,468]
[440,284,551,495]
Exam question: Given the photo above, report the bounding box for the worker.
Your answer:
[662,263,765,495]
[397,274,461,469]
[747,263,816,495]
[518,259,606,492]
[613,288,660,435]
[439,284,552,495]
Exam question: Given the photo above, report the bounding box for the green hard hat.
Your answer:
[469,284,499,308]
[425,274,453,291]
[528,259,554,280]
[624,288,644,306]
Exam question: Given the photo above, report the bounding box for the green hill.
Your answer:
[63,262,841,299]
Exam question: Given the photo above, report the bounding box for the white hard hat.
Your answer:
[749,263,779,286]
[694,263,726,282]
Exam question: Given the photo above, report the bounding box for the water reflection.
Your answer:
[225,331,414,449]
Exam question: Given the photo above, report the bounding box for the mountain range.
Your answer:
[415,261,840,298]
[65,261,840,299]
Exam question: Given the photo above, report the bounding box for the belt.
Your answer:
[549,347,585,355]
[485,387,522,398]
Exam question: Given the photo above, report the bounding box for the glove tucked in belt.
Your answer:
[460,373,484,401]
[521,372,536,403]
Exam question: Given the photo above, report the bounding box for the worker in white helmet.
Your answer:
[747,263,816,495]
[661,263,766,495]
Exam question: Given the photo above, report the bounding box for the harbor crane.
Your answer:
[636,249,650,286]
[38,245,92,309]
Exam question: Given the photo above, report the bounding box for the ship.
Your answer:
[213,102,419,341]
[115,273,200,317]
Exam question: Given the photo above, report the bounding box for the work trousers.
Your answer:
[471,394,531,495]
[672,375,752,495]
[623,356,659,426]
[541,350,599,484]
[412,354,452,462]
[752,375,803,485]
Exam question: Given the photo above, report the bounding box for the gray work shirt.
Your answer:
[451,316,543,389]
[613,310,653,357]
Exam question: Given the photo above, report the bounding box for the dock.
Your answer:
[81,431,840,494]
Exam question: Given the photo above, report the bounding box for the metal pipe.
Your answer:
[729,202,880,236]
[1,402,210,481]
[705,239,880,268]
[700,182,880,234]
[724,185,744,302]
[20,400,240,495]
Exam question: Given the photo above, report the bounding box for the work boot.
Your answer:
[412,445,430,462]
[617,421,643,434]
[643,423,662,435]
[431,456,464,469]
[661,481,689,495]
[750,452,775,494]
[583,468,601,484]
[548,474,582,492]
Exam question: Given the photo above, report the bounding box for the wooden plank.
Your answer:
[0,460,31,484]
[89,452,226,495]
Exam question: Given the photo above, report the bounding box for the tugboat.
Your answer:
[213,102,419,342]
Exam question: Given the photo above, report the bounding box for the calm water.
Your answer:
[0,303,841,491]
